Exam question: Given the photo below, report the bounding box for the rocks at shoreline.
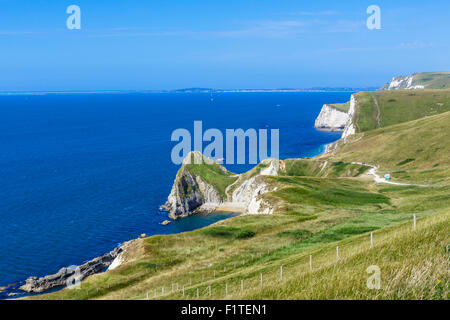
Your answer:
[19,247,122,293]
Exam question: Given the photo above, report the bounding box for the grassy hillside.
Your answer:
[329,102,350,112]
[28,206,448,300]
[184,162,237,199]
[414,72,450,89]
[281,159,368,178]
[327,111,450,184]
[353,90,450,132]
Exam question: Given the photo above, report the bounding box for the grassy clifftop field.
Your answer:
[328,102,350,112]
[352,90,450,132]
[26,88,450,300]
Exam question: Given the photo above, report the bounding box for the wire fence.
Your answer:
[74,215,421,300]
[136,214,421,300]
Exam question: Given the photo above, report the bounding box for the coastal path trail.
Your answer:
[352,162,429,187]
[225,174,243,202]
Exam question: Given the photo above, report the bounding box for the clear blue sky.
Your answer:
[0,0,449,90]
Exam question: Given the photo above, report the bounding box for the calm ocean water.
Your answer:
[0,92,351,292]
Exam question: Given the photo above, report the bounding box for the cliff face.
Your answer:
[314,104,349,131]
[380,74,425,90]
[164,152,225,219]
[231,175,274,214]
[315,94,357,149]
[341,94,357,140]
[230,158,279,215]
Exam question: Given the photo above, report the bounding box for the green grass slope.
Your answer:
[329,102,350,112]
[281,159,368,178]
[29,208,448,300]
[184,162,237,199]
[414,72,450,89]
[327,111,450,184]
[353,90,450,132]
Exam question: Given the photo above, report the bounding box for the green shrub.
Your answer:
[277,229,313,241]
[201,226,256,239]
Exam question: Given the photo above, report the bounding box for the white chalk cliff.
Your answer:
[315,94,357,145]
[314,104,349,131]
[231,159,279,215]
[381,74,425,90]
[231,176,273,215]
[341,95,357,140]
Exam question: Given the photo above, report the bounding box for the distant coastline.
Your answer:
[0,87,373,95]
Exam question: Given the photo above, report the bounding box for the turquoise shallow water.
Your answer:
[0,92,350,295]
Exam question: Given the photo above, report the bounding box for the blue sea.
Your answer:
[0,92,351,294]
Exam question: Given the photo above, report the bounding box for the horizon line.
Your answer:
[0,87,378,95]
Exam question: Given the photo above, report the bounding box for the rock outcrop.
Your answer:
[231,175,274,214]
[19,247,121,293]
[230,158,278,214]
[163,151,225,219]
[314,104,350,131]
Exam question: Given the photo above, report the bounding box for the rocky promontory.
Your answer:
[162,151,226,219]
[19,247,121,293]
[163,153,280,219]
